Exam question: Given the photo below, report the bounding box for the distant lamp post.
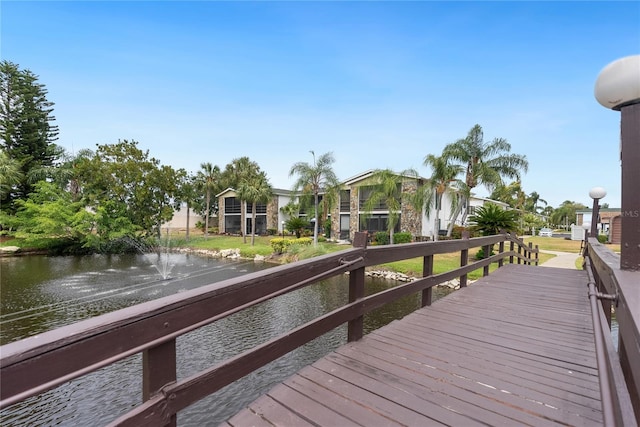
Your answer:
[595,54,640,271]
[588,186,606,240]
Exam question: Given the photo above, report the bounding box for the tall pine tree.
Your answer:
[0,60,59,211]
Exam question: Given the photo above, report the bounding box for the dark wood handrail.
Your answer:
[583,238,640,425]
[0,232,538,425]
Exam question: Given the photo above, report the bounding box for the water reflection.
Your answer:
[0,254,451,426]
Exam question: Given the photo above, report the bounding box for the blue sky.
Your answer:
[2,1,639,209]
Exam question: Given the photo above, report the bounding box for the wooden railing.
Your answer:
[0,232,538,426]
[583,237,640,425]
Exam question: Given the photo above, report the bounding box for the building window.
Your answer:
[255,202,267,214]
[225,197,241,214]
[340,214,350,239]
[225,215,241,233]
[359,186,389,211]
[340,190,350,212]
[359,214,400,233]
[246,216,267,235]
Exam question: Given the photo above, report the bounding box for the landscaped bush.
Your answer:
[267,228,277,235]
[374,232,389,245]
[270,238,291,254]
[597,234,608,244]
[393,232,412,244]
[270,237,313,254]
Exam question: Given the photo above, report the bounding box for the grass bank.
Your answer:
[171,232,556,280]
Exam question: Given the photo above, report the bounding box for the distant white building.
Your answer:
[161,204,205,231]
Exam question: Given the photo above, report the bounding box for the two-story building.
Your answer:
[215,169,508,241]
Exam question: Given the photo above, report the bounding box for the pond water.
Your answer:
[0,253,452,426]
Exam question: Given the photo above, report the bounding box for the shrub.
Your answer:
[267,228,277,236]
[195,221,205,231]
[270,237,313,254]
[374,232,389,245]
[270,238,291,254]
[597,234,608,244]
[393,232,412,244]
[285,217,310,238]
[468,204,518,236]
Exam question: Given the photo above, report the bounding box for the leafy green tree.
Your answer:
[359,169,408,245]
[27,147,94,202]
[0,148,23,200]
[196,162,221,238]
[443,124,528,235]
[237,171,273,245]
[468,203,519,236]
[76,139,181,238]
[289,151,340,245]
[13,181,94,247]
[422,155,463,241]
[0,60,59,210]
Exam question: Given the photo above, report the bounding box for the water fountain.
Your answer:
[121,230,175,280]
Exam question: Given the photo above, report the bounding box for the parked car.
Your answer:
[539,227,553,237]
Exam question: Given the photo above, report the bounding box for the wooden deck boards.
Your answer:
[226,264,602,426]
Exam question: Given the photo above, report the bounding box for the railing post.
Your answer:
[498,239,505,268]
[510,240,514,264]
[421,254,434,306]
[483,244,490,277]
[528,242,533,266]
[517,244,522,264]
[348,266,365,342]
[535,245,539,266]
[592,264,613,327]
[460,231,469,287]
[143,340,177,427]
[348,232,367,342]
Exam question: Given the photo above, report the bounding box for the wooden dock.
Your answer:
[225,264,602,426]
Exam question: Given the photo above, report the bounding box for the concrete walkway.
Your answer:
[539,250,581,269]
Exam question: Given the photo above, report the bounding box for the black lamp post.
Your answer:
[588,186,606,240]
[595,55,640,271]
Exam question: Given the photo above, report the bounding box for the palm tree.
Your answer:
[237,171,273,246]
[526,191,547,213]
[422,154,463,241]
[289,151,340,245]
[196,162,220,238]
[360,169,410,245]
[442,124,529,235]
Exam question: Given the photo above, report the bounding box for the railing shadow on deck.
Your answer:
[583,237,640,425]
[1,232,539,426]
